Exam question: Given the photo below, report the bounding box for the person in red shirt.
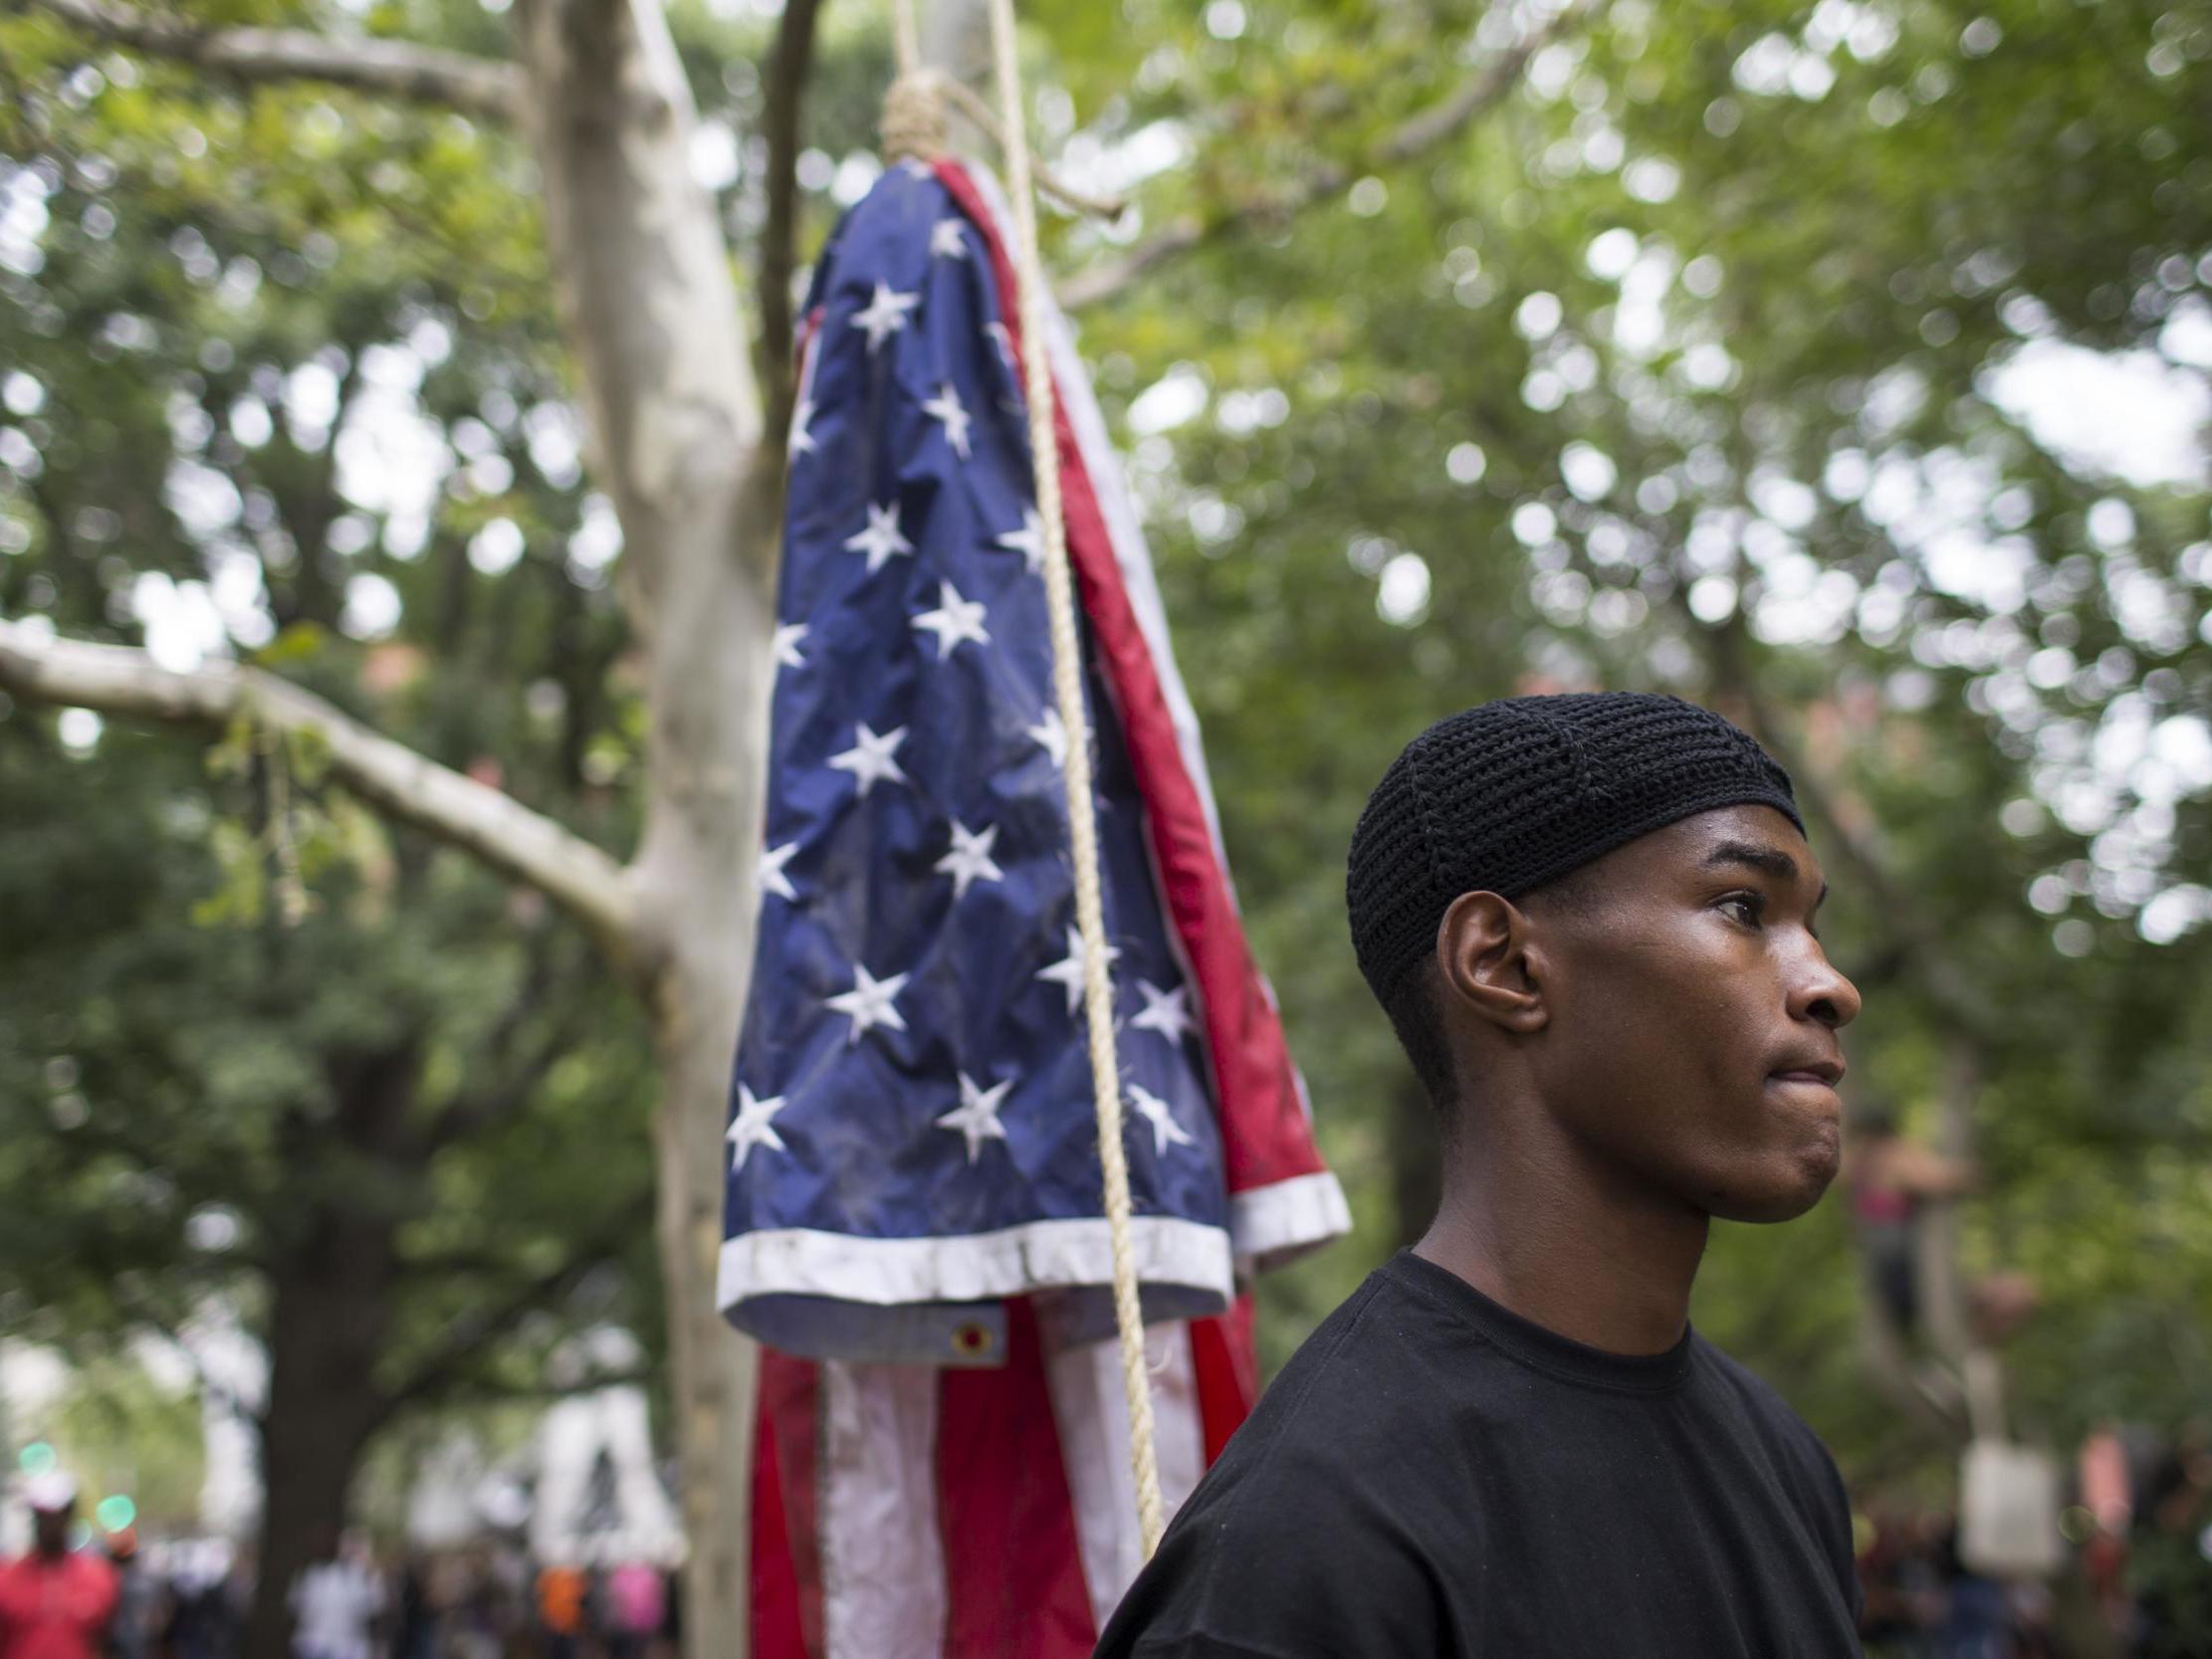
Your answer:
[0,1474,118,1659]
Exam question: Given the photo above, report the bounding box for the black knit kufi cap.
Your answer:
[1346,692,1804,1001]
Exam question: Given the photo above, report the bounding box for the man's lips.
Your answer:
[1768,1059,1846,1087]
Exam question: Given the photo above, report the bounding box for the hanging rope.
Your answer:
[879,55,1126,218]
[891,0,922,77]
[982,0,1167,1558]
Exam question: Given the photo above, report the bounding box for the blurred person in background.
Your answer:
[2129,1432,2212,1658]
[393,1555,446,1659]
[101,1532,162,1659]
[163,1541,244,1659]
[289,1533,383,1659]
[1856,1504,1944,1656]
[1847,1107,1979,1339]
[0,1473,117,1659]
[600,1563,659,1659]
[532,1564,582,1659]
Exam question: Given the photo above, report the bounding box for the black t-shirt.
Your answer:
[1096,1252,1863,1658]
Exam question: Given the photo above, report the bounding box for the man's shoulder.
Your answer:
[1693,1338,1832,1452]
[1157,1260,1516,1555]
[1214,1261,1501,1459]
[1690,1337,1851,1513]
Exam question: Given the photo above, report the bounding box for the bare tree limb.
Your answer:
[755,0,824,449]
[1061,0,1604,311]
[0,618,637,964]
[21,0,522,120]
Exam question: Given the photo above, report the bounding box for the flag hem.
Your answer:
[1228,1170,1354,1267]
[718,1212,1233,1317]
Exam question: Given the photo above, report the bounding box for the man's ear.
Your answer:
[1435,890,1549,1034]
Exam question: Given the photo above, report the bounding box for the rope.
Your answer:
[880,67,1127,221]
[891,0,921,78]
[880,70,950,163]
[985,0,1167,1559]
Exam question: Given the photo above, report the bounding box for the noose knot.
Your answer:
[880,70,949,163]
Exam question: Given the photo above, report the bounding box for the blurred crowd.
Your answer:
[6,1441,2211,1659]
[1853,1429,2212,1659]
[0,1474,677,1659]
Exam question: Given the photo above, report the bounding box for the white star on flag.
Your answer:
[1026,705,1091,770]
[828,722,909,796]
[898,156,935,179]
[843,501,913,573]
[787,397,816,460]
[727,1084,788,1171]
[984,320,1013,366]
[850,282,920,353]
[930,217,970,261]
[934,819,1004,899]
[912,580,991,659]
[922,382,973,459]
[1131,979,1199,1045]
[756,841,799,901]
[995,507,1046,576]
[1129,1084,1196,1157]
[773,622,808,670]
[826,962,910,1044]
[936,1071,1012,1162]
[1036,924,1122,1015]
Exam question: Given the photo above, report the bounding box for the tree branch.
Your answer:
[22,0,523,120]
[1060,0,1604,311]
[755,0,824,449]
[0,618,638,965]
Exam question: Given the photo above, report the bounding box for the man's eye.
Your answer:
[1722,894,1765,928]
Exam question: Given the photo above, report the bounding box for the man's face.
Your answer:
[1521,804,1860,1223]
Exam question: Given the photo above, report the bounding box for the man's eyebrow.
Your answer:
[1702,839,1828,907]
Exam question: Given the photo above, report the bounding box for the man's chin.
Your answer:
[1701,1139,1842,1224]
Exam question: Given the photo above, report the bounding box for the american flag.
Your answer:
[723,155,1349,1658]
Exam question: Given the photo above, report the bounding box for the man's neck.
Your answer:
[1414,1119,1708,1356]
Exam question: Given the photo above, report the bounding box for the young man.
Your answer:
[1096,692,1865,1658]
[0,1474,118,1659]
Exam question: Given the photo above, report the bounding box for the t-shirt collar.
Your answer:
[1387,1249,1696,1393]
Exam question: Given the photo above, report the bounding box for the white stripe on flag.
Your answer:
[821,1360,947,1659]
[1047,1323,1209,1635]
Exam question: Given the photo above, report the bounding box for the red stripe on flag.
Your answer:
[936,161,1325,1200]
[938,1300,1097,1658]
[756,1349,826,1659]
[1189,1298,1260,1465]
[749,1364,809,1659]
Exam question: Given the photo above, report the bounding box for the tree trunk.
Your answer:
[241,1245,394,1659]
[630,480,777,1659]
[510,4,774,1654]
